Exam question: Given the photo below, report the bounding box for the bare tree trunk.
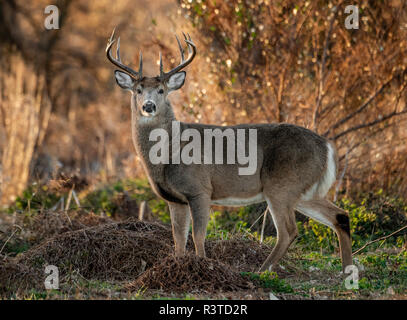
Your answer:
[0,54,51,206]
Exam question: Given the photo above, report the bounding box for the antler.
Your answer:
[159,32,196,80]
[106,28,142,80]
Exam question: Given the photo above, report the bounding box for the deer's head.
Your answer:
[106,29,196,118]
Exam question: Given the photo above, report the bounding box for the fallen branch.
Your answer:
[353,224,407,255]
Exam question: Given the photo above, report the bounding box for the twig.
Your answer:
[50,197,63,211]
[139,201,146,221]
[337,120,400,162]
[324,72,401,137]
[65,188,73,211]
[0,225,23,256]
[60,196,65,211]
[332,109,407,141]
[248,207,267,230]
[72,190,81,207]
[353,225,407,255]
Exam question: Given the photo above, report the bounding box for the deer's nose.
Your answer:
[142,101,156,114]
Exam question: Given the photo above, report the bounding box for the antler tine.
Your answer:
[106,28,141,80]
[116,37,121,61]
[108,27,116,45]
[159,32,197,80]
[139,51,143,77]
[185,33,194,54]
[160,52,164,78]
[181,32,191,55]
[175,34,185,63]
[106,29,116,54]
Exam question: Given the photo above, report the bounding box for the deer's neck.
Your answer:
[131,102,177,175]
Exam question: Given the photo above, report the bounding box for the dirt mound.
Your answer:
[128,254,254,294]
[18,220,174,281]
[206,236,272,272]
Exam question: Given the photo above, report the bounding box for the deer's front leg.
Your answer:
[168,202,191,256]
[187,195,211,257]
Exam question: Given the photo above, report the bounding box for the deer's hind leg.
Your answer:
[296,199,353,271]
[168,202,191,256]
[259,197,298,272]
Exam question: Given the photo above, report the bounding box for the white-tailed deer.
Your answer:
[106,30,352,272]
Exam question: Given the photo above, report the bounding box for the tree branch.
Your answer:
[324,72,401,137]
[332,109,407,141]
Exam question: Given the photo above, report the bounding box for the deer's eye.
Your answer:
[136,88,142,94]
[158,88,164,94]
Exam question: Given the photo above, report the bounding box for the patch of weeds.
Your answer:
[24,289,57,300]
[241,271,293,293]
[206,209,254,240]
[84,280,121,291]
[82,179,166,219]
[296,192,407,253]
[293,251,342,272]
[8,184,60,212]
[149,199,170,224]
[355,251,407,294]
[2,240,31,256]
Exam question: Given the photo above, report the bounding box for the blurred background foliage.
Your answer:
[0,0,406,214]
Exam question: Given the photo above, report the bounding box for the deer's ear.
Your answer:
[114,70,135,90]
[167,71,186,91]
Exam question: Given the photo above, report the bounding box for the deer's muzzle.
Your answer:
[142,101,156,115]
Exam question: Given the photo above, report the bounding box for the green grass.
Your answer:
[241,271,294,293]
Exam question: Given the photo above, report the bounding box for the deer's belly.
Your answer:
[211,193,265,207]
